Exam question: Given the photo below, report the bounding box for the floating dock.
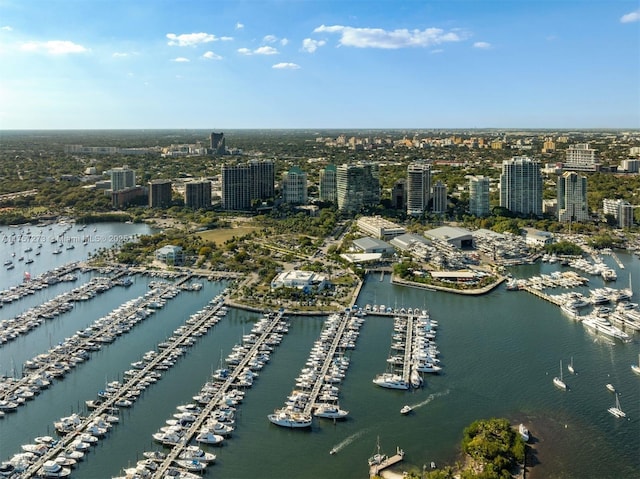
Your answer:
[369,447,405,477]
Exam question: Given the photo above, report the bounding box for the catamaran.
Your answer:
[553,360,567,390]
[608,393,626,418]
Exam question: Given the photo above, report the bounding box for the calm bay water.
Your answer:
[1,223,639,478]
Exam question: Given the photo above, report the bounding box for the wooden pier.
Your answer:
[369,447,405,477]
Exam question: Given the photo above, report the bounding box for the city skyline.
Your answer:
[0,0,639,130]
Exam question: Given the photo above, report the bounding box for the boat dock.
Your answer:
[520,286,564,306]
[369,447,405,477]
[22,281,219,477]
[152,309,288,476]
[401,312,414,385]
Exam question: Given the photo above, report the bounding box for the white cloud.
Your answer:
[172,57,190,62]
[202,51,222,60]
[236,22,244,30]
[473,41,491,49]
[273,62,300,70]
[280,38,289,46]
[263,35,278,44]
[238,46,278,56]
[313,24,466,49]
[255,46,278,55]
[220,36,233,41]
[620,9,640,23]
[20,40,88,55]
[167,32,217,47]
[302,38,326,53]
[1,26,12,31]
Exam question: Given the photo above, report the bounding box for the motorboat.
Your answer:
[606,383,616,393]
[194,431,224,445]
[178,446,216,463]
[172,459,207,473]
[313,403,349,420]
[267,409,312,428]
[143,450,167,462]
[38,460,71,478]
[518,423,530,442]
[372,373,410,390]
[400,405,412,415]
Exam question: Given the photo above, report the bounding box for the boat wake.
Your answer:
[330,429,368,455]
[410,389,450,410]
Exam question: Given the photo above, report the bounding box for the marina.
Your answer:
[0,222,638,478]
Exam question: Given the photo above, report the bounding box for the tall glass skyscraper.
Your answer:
[557,171,589,223]
[406,162,431,217]
[336,163,380,213]
[499,156,542,217]
[469,176,490,217]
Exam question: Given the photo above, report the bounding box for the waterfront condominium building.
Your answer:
[469,176,490,217]
[282,166,308,204]
[406,162,431,216]
[148,179,172,208]
[319,164,337,203]
[221,160,275,211]
[110,166,136,192]
[499,156,543,217]
[431,180,447,214]
[603,198,635,228]
[336,163,380,213]
[557,171,589,223]
[184,180,212,209]
[564,143,599,172]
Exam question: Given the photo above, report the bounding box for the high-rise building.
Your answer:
[221,164,251,211]
[221,160,275,211]
[282,167,308,204]
[210,132,226,155]
[110,166,136,192]
[557,171,589,223]
[469,176,491,217]
[603,199,635,228]
[184,181,212,209]
[406,163,431,216]
[319,165,337,203]
[564,143,599,172]
[499,156,543,217]
[391,179,406,210]
[336,163,380,213]
[148,179,172,208]
[248,160,275,201]
[431,180,447,214]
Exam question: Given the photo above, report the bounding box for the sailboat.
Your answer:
[368,436,387,467]
[608,393,626,418]
[553,360,567,390]
[631,353,640,376]
[567,357,575,374]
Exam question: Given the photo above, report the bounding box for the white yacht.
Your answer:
[38,460,71,478]
[313,403,349,420]
[178,446,216,463]
[267,409,312,428]
[372,373,410,390]
[194,431,224,445]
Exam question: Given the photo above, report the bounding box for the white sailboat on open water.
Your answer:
[553,360,567,390]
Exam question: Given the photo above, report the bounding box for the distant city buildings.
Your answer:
[499,156,543,217]
[406,162,431,217]
[391,179,407,210]
[184,180,212,209]
[221,160,275,211]
[319,165,337,203]
[336,163,380,213]
[619,158,639,173]
[557,171,589,223]
[431,180,447,214]
[564,143,600,172]
[603,199,634,228]
[148,179,172,208]
[469,176,491,217]
[282,167,308,204]
[210,132,226,155]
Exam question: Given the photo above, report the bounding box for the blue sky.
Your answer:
[1,0,639,129]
